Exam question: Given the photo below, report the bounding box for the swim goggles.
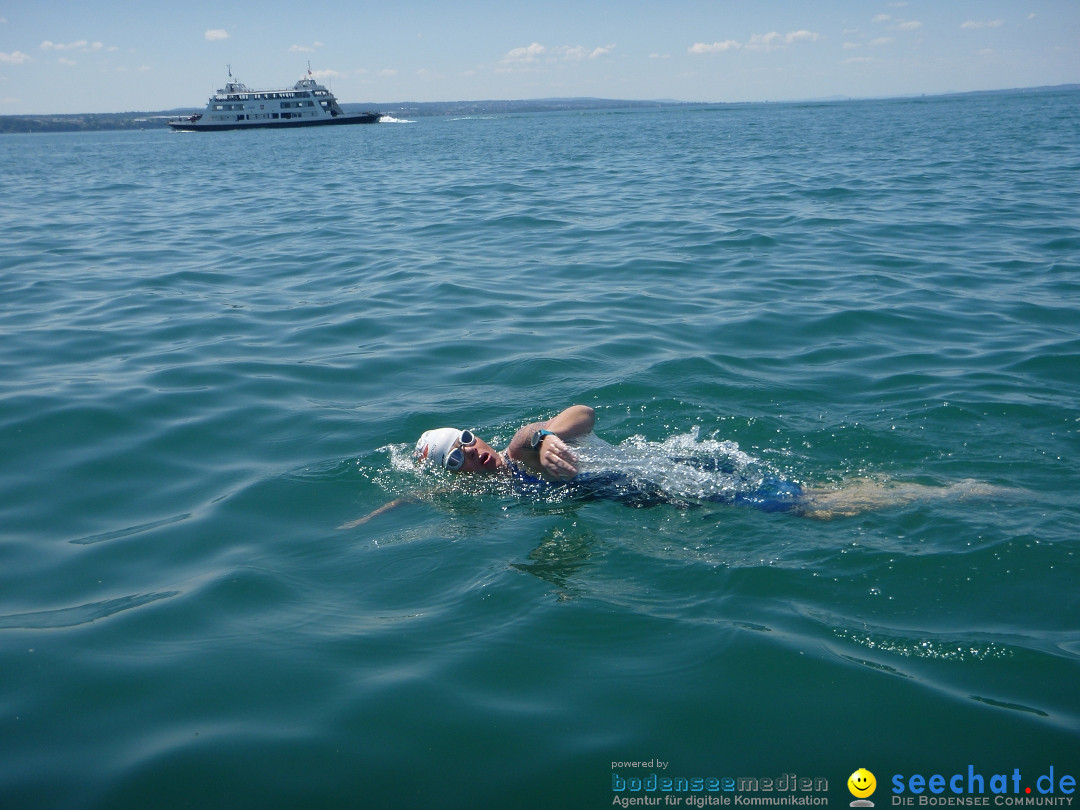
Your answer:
[444,430,476,471]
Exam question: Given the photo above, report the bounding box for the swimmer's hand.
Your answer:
[538,434,579,481]
[506,405,595,481]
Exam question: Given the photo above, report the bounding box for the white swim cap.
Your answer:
[415,427,464,468]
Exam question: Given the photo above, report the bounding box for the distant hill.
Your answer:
[938,83,1079,98]
[0,111,180,134]
[2,84,1076,134]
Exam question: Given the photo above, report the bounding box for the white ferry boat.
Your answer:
[169,67,380,132]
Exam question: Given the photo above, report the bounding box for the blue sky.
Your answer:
[1,0,1077,114]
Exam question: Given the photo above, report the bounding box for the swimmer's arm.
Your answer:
[338,481,471,529]
[337,495,416,529]
[546,404,596,440]
[506,405,595,480]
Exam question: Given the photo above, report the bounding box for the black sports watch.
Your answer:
[530,429,555,451]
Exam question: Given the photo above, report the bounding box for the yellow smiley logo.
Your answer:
[848,768,877,798]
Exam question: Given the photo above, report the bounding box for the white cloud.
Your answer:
[311,69,340,80]
[557,45,590,61]
[843,42,860,50]
[844,56,873,64]
[785,30,820,45]
[746,31,783,51]
[41,40,88,51]
[0,50,31,64]
[649,52,671,60]
[501,41,612,66]
[41,39,116,55]
[961,20,1004,30]
[869,37,893,47]
[875,15,921,32]
[689,30,819,54]
[58,57,76,66]
[502,42,546,64]
[205,29,229,41]
[555,44,613,60]
[744,30,820,52]
[688,40,741,54]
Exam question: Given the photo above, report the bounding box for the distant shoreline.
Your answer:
[2,83,1076,134]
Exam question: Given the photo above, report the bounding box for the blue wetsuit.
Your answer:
[504,458,803,513]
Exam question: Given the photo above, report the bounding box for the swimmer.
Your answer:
[415,404,597,482]
[339,404,1013,527]
[339,405,595,528]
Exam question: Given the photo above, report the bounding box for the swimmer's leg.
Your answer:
[797,478,1016,520]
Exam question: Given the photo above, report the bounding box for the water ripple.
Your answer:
[0,592,179,630]
[1,91,1078,807]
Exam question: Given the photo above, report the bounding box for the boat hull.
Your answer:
[169,112,381,132]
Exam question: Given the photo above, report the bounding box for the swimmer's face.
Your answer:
[450,434,503,474]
